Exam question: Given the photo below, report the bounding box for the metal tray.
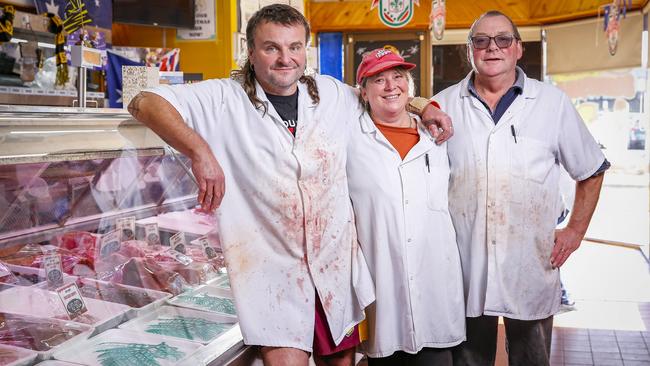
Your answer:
[119,305,236,345]
[167,285,236,317]
[53,328,202,366]
[0,286,130,336]
[0,344,38,366]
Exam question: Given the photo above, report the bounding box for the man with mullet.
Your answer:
[128,4,451,366]
[433,11,609,366]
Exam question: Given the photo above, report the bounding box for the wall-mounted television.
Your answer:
[113,0,195,29]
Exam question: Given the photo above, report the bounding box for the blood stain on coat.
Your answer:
[322,291,334,313]
[296,277,305,295]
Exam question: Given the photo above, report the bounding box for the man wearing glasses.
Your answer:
[433,11,609,365]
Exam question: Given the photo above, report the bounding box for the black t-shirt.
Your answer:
[266,90,298,136]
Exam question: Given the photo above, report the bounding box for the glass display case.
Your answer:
[0,107,246,365]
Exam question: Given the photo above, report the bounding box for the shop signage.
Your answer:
[371,0,420,28]
[177,0,216,41]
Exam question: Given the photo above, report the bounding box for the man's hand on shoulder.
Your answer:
[408,97,453,144]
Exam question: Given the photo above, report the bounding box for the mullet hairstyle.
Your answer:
[231,4,319,115]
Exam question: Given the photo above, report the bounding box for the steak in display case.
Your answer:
[0,108,243,366]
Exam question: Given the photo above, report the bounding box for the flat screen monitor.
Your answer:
[113,0,195,29]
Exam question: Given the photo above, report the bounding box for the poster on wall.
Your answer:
[177,0,216,41]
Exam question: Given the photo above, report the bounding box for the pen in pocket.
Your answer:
[425,153,430,173]
[510,125,517,144]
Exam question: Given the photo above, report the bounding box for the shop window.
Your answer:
[549,67,649,254]
[432,41,542,95]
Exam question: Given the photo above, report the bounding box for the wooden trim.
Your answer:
[533,4,644,25]
[583,237,643,250]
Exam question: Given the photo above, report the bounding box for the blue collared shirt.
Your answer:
[468,67,610,181]
[468,67,525,124]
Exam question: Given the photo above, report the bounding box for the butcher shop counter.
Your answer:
[0,107,251,366]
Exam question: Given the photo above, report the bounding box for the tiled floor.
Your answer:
[542,242,650,366]
[551,325,650,366]
[488,242,650,366]
[329,242,650,366]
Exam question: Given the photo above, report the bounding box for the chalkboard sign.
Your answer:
[353,39,422,96]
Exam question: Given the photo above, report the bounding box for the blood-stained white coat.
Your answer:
[434,71,605,320]
[346,113,465,357]
[149,74,375,351]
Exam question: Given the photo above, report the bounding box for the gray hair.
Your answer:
[468,10,521,43]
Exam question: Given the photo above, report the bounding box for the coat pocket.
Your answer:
[425,164,451,211]
[509,137,555,184]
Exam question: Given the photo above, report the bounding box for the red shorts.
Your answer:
[313,294,360,356]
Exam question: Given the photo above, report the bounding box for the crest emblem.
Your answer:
[371,0,420,28]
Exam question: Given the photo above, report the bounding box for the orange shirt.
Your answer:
[375,122,420,160]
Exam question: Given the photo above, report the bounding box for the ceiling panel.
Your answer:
[309,0,649,31]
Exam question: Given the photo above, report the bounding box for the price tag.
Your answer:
[191,235,218,259]
[56,283,88,319]
[169,232,187,254]
[165,248,193,266]
[144,223,160,245]
[116,216,136,241]
[98,229,121,258]
[43,253,64,288]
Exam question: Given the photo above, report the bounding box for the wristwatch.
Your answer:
[407,97,440,114]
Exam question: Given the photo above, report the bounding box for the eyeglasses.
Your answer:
[470,34,518,49]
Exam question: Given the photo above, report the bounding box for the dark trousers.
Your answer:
[368,347,453,366]
[452,315,553,366]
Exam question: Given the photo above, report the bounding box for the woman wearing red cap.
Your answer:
[346,47,465,365]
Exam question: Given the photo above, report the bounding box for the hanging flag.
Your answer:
[34,0,112,30]
[430,0,446,40]
[371,0,420,28]
[158,48,180,71]
[600,0,631,56]
[106,50,143,108]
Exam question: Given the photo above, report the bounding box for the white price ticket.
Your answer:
[44,253,64,288]
[116,216,136,241]
[165,247,193,266]
[57,283,88,319]
[98,229,122,258]
[145,223,160,245]
[170,232,187,254]
[191,235,218,259]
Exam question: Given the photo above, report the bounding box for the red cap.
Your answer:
[356,48,416,85]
